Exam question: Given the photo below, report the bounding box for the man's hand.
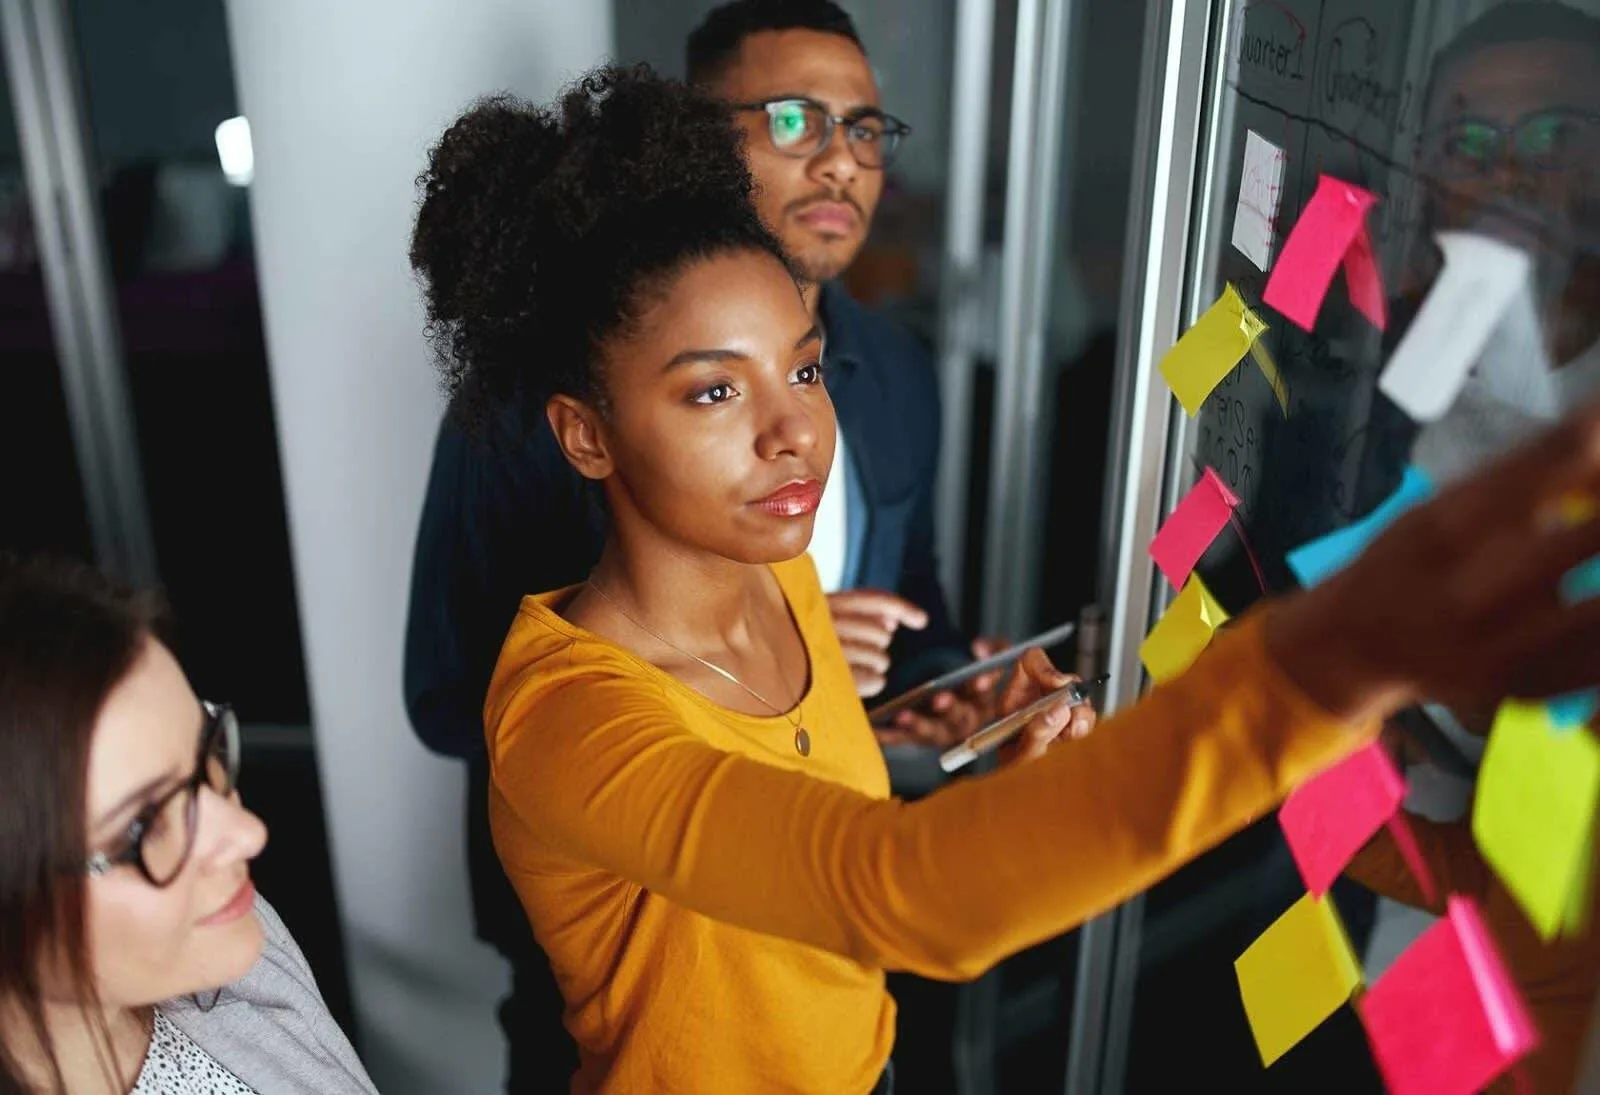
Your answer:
[877,636,1011,749]
[826,590,928,699]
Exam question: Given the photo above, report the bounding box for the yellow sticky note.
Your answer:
[1159,284,1269,416]
[1473,701,1600,940]
[1235,893,1362,1067]
[1564,834,1594,937]
[1250,337,1290,416]
[1139,576,1229,683]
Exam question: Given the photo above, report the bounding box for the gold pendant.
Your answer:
[794,727,811,757]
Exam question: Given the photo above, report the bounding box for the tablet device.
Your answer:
[864,619,1078,725]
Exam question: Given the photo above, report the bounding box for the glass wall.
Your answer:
[67,0,308,723]
[0,0,347,1034]
[0,40,94,561]
[1100,0,1600,1090]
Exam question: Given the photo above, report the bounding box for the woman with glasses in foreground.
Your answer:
[0,557,376,1094]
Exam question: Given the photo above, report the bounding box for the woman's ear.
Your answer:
[547,395,613,481]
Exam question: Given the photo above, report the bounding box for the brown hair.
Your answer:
[0,555,167,1093]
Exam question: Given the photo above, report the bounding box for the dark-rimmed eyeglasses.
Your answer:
[1419,108,1600,179]
[85,701,240,888]
[733,97,911,169]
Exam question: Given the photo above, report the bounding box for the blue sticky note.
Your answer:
[1561,555,1600,603]
[1287,466,1435,587]
[1549,556,1600,729]
[1549,691,1598,730]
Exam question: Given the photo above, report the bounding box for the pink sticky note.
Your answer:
[1383,811,1439,906]
[1360,898,1539,1095]
[1264,176,1384,332]
[1341,222,1388,331]
[1149,468,1240,589]
[1279,742,1406,895]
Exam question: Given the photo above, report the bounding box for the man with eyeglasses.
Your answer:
[402,2,993,1089]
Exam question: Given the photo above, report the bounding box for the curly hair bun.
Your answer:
[410,64,785,422]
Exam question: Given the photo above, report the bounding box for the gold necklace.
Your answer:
[584,579,811,757]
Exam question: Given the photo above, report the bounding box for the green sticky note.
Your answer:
[1472,701,1600,940]
[1235,892,1363,1066]
[1159,284,1269,416]
[1139,575,1229,683]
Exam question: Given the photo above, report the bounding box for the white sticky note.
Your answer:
[1475,279,1557,418]
[1232,131,1287,271]
[1378,232,1533,423]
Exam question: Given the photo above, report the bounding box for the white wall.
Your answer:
[223,3,614,1091]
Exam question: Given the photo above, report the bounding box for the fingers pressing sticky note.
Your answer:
[1279,742,1434,902]
[1359,898,1538,1095]
[1286,466,1434,587]
[1235,892,1362,1067]
[1149,468,1239,590]
[1159,285,1268,416]
[1472,701,1600,940]
[1264,175,1387,332]
[1139,576,1228,683]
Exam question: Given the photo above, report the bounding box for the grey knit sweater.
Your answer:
[160,895,379,1095]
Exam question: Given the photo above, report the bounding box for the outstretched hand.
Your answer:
[1267,402,1600,724]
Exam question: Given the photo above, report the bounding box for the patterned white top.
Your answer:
[132,1010,255,1095]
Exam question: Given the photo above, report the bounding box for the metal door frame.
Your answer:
[978,0,1079,640]
[1061,0,1219,1089]
[0,0,155,583]
[934,0,996,608]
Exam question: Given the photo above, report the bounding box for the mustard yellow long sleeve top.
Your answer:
[486,557,1366,1094]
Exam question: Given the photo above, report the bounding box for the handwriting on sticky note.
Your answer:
[1234,892,1362,1066]
[1359,898,1538,1095]
[1159,285,1269,416]
[1233,130,1287,271]
[1286,466,1434,587]
[1473,701,1600,940]
[1263,175,1385,332]
[1149,468,1239,590]
[1280,742,1405,894]
[1379,232,1533,423]
[1138,575,1228,683]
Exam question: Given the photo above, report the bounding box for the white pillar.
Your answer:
[223,3,614,1090]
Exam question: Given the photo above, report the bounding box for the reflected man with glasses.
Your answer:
[1414,0,1600,403]
[403,3,1000,1090]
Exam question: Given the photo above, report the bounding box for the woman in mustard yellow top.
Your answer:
[408,68,1600,1094]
